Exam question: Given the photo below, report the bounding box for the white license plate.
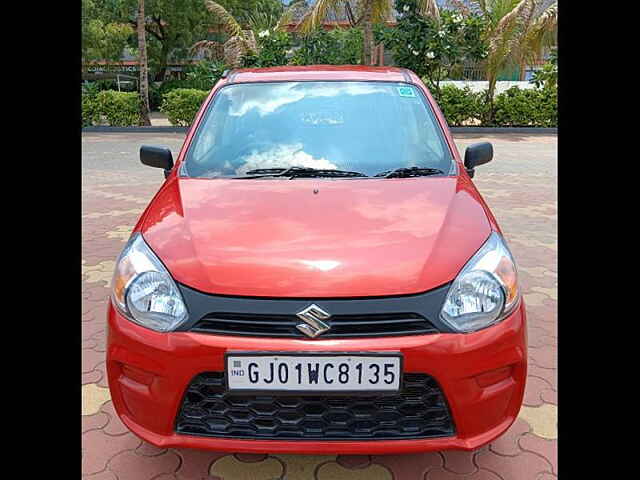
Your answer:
[226,353,402,393]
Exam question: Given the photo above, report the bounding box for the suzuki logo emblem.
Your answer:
[296,304,331,338]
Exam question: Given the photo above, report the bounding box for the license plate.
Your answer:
[226,353,402,393]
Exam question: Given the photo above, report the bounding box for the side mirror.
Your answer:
[464,142,493,178]
[140,145,174,178]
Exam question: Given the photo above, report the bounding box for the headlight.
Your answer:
[111,233,188,332]
[440,232,519,333]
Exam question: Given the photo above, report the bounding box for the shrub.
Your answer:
[94,90,141,126]
[158,78,200,99]
[243,30,293,68]
[149,84,163,111]
[493,86,557,127]
[160,88,209,126]
[292,28,363,66]
[185,60,229,90]
[429,84,557,127]
[432,85,484,126]
[530,48,557,90]
[537,86,558,127]
[82,93,99,127]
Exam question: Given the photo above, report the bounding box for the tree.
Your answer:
[88,0,214,81]
[465,0,557,122]
[215,0,283,26]
[138,0,151,125]
[82,0,133,62]
[193,0,288,67]
[194,1,257,67]
[530,47,556,89]
[85,0,289,78]
[378,0,487,96]
[296,0,440,65]
[235,0,285,32]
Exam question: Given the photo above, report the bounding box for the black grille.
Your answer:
[190,312,438,337]
[175,372,455,440]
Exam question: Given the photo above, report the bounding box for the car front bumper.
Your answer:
[106,300,527,454]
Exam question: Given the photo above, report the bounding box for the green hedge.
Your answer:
[432,84,557,127]
[493,86,557,127]
[432,85,485,127]
[82,94,99,127]
[160,89,209,126]
[82,90,140,126]
[87,90,140,127]
[82,84,556,128]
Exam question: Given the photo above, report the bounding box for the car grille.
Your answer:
[190,312,439,337]
[175,372,455,440]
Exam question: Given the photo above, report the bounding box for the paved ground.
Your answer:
[82,132,557,480]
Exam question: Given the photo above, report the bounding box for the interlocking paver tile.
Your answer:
[528,345,556,369]
[523,376,554,407]
[209,455,284,480]
[82,132,556,480]
[136,441,168,457]
[476,450,553,479]
[337,455,372,469]
[106,224,133,241]
[519,434,557,475]
[83,260,117,287]
[536,473,557,479]
[234,453,269,463]
[83,471,119,480]
[174,448,227,479]
[82,369,103,385]
[82,429,141,476]
[442,449,478,474]
[100,400,131,436]
[273,455,335,480]
[108,449,181,480]
[425,467,502,480]
[83,322,105,341]
[82,348,104,373]
[540,389,557,405]
[372,452,443,479]
[96,363,109,388]
[82,383,111,416]
[518,404,558,440]
[315,461,392,480]
[489,418,531,456]
[82,411,110,434]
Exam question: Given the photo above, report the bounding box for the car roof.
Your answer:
[225,65,418,84]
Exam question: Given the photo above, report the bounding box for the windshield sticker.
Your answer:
[397,86,416,97]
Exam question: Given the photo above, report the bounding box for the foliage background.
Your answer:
[82,0,557,128]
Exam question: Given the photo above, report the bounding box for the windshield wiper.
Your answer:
[236,166,368,179]
[374,167,445,178]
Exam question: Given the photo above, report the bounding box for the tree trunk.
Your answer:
[362,1,374,65]
[484,75,497,125]
[138,0,151,125]
[153,43,171,82]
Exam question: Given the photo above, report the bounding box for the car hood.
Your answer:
[140,176,493,297]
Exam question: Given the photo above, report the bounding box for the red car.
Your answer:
[107,65,526,455]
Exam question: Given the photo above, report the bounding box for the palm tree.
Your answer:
[192,1,263,67]
[468,0,557,121]
[137,0,151,126]
[297,0,440,65]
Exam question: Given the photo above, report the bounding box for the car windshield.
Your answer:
[182,81,454,178]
